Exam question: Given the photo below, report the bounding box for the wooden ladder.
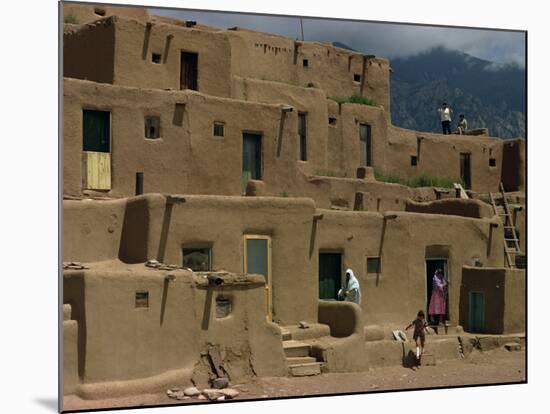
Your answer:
[489,183,521,268]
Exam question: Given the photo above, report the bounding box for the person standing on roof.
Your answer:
[338,268,362,305]
[437,102,453,135]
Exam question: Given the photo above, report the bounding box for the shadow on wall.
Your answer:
[118,196,150,263]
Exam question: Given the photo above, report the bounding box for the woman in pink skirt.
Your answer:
[428,268,447,326]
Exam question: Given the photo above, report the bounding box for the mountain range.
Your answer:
[334,43,526,139]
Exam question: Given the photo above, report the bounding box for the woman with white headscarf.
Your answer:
[338,268,361,305]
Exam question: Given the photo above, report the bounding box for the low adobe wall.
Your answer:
[63,198,126,262]
[63,268,286,397]
[459,266,525,334]
[405,198,494,219]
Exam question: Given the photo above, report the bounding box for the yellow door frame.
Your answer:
[243,234,272,321]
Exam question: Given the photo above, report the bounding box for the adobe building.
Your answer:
[61,3,526,402]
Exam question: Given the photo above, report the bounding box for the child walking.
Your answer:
[405,310,430,367]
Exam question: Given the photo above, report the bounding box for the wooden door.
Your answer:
[82,109,111,190]
[243,235,272,320]
[360,123,372,167]
[180,52,198,91]
[469,291,485,333]
[460,153,472,189]
[242,132,262,193]
[319,252,342,300]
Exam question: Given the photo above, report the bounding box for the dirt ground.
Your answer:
[63,349,525,412]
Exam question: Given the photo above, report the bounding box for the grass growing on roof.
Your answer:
[329,94,377,106]
[374,170,463,188]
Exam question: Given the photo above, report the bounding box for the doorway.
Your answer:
[359,123,372,167]
[243,235,272,320]
[180,51,198,90]
[460,153,471,189]
[425,258,449,324]
[501,141,520,191]
[319,252,342,300]
[468,291,485,333]
[242,132,262,193]
[82,109,111,190]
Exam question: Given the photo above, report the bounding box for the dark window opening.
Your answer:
[489,158,496,167]
[180,51,198,91]
[213,122,225,137]
[144,116,160,139]
[303,59,309,67]
[242,132,262,193]
[411,155,418,166]
[135,291,149,308]
[367,257,381,273]
[216,296,232,318]
[182,245,212,271]
[94,8,106,16]
[460,152,472,189]
[354,74,361,82]
[359,123,372,167]
[152,53,162,64]
[83,109,110,153]
[298,112,307,161]
[329,117,337,125]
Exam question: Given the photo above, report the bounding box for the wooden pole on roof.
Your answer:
[300,18,304,41]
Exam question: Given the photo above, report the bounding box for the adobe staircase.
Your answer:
[280,327,324,377]
[489,182,523,268]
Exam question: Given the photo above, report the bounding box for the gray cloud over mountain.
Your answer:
[151,8,525,65]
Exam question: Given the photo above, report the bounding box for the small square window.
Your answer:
[145,116,161,139]
[329,117,337,125]
[303,59,309,67]
[152,53,162,64]
[489,158,496,167]
[216,296,232,318]
[135,291,149,308]
[367,257,381,273]
[411,155,418,166]
[182,245,212,271]
[354,74,361,82]
[213,122,225,137]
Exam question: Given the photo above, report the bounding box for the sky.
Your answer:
[150,8,525,66]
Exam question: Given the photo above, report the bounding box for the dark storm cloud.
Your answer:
[151,8,525,65]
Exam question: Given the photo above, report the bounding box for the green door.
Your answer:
[242,133,262,193]
[319,253,342,300]
[469,291,485,333]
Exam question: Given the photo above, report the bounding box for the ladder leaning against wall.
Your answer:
[489,183,522,268]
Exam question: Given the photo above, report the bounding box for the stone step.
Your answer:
[421,352,436,366]
[63,304,72,321]
[428,324,463,336]
[280,328,292,341]
[504,342,522,352]
[283,340,311,358]
[286,356,317,365]
[288,362,322,377]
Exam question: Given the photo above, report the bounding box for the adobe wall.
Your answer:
[113,18,232,97]
[405,198,494,219]
[64,78,300,198]
[231,76,329,175]
[459,267,525,334]
[63,2,150,25]
[63,18,115,84]
[63,198,126,262]
[317,210,505,326]
[63,268,286,395]
[226,29,391,113]
[117,194,319,325]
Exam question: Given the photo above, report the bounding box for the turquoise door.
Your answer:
[469,291,485,333]
[244,236,271,319]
